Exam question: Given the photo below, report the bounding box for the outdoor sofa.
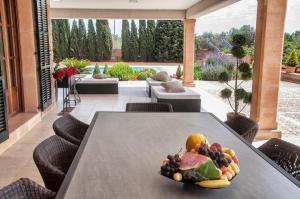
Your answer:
[75,75,119,94]
[146,77,178,97]
[151,86,201,112]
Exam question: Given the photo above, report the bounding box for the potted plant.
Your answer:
[218,34,252,120]
[53,66,76,88]
[285,49,299,73]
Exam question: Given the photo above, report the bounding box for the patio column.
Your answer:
[250,0,288,140]
[183,19,196,87]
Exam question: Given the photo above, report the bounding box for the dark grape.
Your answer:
[161,153,181,178]
[167,155,173,160]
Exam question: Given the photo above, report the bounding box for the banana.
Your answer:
[230,162,240,174]
[224,148,235,157]
[227,167,235,177]
[225,171,233,180]
[196,179,231,188]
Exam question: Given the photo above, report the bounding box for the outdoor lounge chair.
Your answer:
[53,114,89,146]
[126,103,174,112]
[225,115,258,143]
[33,135,78,192]
[151,86,201,112]
[0,178,56,199]
[258,138,300,181]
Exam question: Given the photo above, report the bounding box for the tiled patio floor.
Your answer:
[0,84,151,187]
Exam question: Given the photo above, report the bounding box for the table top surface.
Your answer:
[56,112,300,199]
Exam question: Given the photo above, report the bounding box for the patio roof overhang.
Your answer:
[50,0,240,19]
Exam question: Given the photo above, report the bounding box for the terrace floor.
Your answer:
[0,80,298,188]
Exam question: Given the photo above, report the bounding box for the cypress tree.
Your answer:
[170,20,183,62]
[102,20,113,61]
[146,20,155,61]
[139,20,147,61]
[129,20,139,61]
[154,20,183,62]
[78,19,87,59]
[87,19,97,60]
[51,19,61,63]
[70,20,80,58]
[61,19,71,58]
[95,19,104,61]
[154,20,169,61]
[95,20,112,61]
[121,20,130,61]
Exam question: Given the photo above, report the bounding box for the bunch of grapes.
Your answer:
[198,144,232,168]
[160,154,181,178]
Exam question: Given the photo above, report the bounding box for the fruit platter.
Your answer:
[160,134,240,189]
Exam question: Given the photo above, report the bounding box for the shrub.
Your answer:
[224,62,235,73]
[231,46,246,59]
[202,67,226,81]
[93,64,101,75]
[231,34,247,46]
[176,65,183,79]
[137,72,148,80]
[205,56,218,66]
[194,64,202,80]
[62,58,91,73]
[108,62,133,81]
[103,64,109,74]
[286,49,299,67]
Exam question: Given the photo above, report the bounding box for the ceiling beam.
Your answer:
[186,0,240,18]
[51,8,186,19]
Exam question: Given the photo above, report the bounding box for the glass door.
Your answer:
[0,0,22,117]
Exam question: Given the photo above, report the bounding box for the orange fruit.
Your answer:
[186,134,207,152]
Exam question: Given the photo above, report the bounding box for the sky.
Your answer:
[107,0,300,36]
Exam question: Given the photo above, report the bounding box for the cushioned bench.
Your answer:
[146,78,178,97]
[151,86,201,112]
[76,76,119,94]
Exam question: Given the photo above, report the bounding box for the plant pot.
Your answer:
[285,66,296,74]
[57,76,75,88]
[226,112,246,121]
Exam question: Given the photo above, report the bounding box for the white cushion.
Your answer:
[146,78,178,86]
[77,76,119,84]
[151,86,200,99]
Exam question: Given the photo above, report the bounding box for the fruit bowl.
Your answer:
[160,134,240,189]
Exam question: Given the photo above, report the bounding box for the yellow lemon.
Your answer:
[186,134,207,152]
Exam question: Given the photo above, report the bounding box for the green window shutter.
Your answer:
[0,28,8,143]
[35,0,52,111]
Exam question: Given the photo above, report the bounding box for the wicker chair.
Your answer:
[0,178,56,199]
[53,114,89,146]
[225,115,258,144]
[33,135,78,192]
[258,138,300,181]
[126,103,173,112]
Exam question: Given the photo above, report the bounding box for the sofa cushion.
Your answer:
[161,81,185,93]
[150,71,171,82]
[77,77,119,84]
[146,77,178,86]
[151,86,200,99]
[93,74,110,79]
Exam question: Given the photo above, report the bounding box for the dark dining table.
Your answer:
[56,112,300,199]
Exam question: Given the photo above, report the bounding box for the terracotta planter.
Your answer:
[285,66,296,74]
[226,112,246,121]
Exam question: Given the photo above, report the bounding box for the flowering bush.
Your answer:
[53,66,76,81]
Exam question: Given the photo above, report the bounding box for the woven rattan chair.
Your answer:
[0,178,56,199]
[53,114,89,146]
[33,135,78,192]
[126,103,173,112]
[258,138,300,181]
[225,115,258,143]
